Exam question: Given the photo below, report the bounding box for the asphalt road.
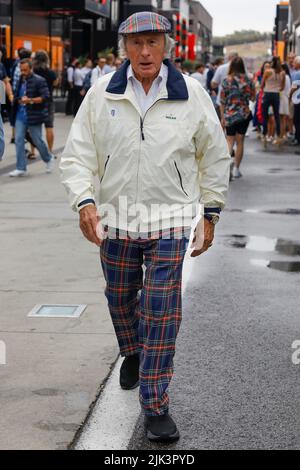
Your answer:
[128,132,300,450]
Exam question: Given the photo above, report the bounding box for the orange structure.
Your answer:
[273,1,290,61]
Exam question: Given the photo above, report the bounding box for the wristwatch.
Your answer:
[204,214,219,225]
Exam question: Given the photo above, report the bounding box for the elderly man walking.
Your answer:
[60,12,230,443]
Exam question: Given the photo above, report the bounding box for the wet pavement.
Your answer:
[128,131,300,450]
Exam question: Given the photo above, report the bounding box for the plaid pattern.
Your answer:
[118,12,171,35]
[100,234,188,416]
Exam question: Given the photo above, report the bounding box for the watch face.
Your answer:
[211,215,219,225]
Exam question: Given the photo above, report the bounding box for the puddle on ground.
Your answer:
[226,208,300,215]
[251,259,300,273]
[225,235,300,273]
[268,168,283,173]
[265,209,300,215]
[224,235,300,255]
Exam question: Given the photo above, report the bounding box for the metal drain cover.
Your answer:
[28,304,87,318]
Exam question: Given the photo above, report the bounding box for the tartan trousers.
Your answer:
[100,233,188,416]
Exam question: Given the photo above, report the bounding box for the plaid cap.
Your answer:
[118,11,171,35]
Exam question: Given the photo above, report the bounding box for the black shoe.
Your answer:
[144,413,180,443]
[119,354,140,390]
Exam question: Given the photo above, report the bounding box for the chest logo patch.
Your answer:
[165,114,177,120]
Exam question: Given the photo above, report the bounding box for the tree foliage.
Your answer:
[213,30,272,46]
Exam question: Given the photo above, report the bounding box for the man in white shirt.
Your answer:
[211,51,238,106]
[90,57,113,86]
[191,63,207,89]
[127,61,168,116]
[66,59,76,115]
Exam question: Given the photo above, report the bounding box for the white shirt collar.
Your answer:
[126,62,168,117]
[127,62,168,95]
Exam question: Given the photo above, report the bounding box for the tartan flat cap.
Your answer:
[118,11,172,35]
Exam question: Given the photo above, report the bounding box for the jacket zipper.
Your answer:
[136,99,166,209]
[174,161,189,197]
[100,155,110,183]
[140,118,145,141]
[136,98,168,232]
[139,99,165,141]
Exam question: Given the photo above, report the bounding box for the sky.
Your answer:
[200,0,279,36]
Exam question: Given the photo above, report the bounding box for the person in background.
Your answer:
[174,57,183,72]
[80,58,93,81]
[220,56,255,179]
[33,50,58,154]
[261,56,285,147]
[207,57,224,93]
[191,63,207,89]
[0,49,14,105]
[0,109,4,160]
[114,57,124,70]
[73,61,84,116]
[211,51,239,116]
[280,63,292,141]
[65,58,76,116]
[90,56,112,86]
[9,59,53,177]
[287,53,296,139]
[207,57,224,115]
[287,52,296,81]
[10,49,34,155]
[11,49,32,142]
[106,53,116,71]
[79,58,93,99]
[289,56,300,153]
[253,61,270,136]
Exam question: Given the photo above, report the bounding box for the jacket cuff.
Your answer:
[77,198,96,212]
[204,206,221,215]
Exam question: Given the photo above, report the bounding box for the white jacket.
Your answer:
[60,59,230,234]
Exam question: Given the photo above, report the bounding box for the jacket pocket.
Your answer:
[174,161,189,198]
[100,155,110,184]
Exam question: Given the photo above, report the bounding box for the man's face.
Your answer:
[288,54,296,67]
[125,33,165,80]
[115,59,122,69]
[98,58,106,69]
[20,63,32,78]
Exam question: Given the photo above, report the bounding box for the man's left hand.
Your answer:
[190,218,215,258]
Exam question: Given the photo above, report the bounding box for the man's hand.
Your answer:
[191,218,215,258]
[20,96,30,105]
[79,205,102,247]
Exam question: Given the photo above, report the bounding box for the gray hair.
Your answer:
[118,34,175,59]
[295,56,300,66]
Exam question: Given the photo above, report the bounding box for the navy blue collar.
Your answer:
[106,59,189,101]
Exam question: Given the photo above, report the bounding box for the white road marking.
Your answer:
[75,357,140,450]
[75,254,195,450]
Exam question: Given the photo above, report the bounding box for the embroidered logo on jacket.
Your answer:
[165,114,177,120]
